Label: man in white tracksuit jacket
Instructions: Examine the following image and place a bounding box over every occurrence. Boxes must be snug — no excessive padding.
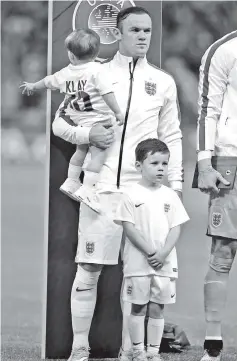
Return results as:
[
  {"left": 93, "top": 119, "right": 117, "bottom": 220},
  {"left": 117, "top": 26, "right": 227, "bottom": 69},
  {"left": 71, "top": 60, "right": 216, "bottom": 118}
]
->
[
  {"left": 52, "top": 7, "right": 183, "bottom": 361},
  {"left": 196, "top": 31, "right": 237, "bottom": 361}
]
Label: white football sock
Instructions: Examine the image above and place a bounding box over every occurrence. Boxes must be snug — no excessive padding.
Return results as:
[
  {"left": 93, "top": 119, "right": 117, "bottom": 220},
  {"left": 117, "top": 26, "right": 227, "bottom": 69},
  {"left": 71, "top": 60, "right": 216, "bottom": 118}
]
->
[
  {"left": 147, "top": 318, "right": 164, "bottom": 354},
  {"left": 121, "top": 300, "right": 132, "bottom": 351},
  {"left": 71, "top": 266, "right": 101, "bottom": 349},
  {"left": 129, "top": 314, "right": 145, "bottom": 349}
]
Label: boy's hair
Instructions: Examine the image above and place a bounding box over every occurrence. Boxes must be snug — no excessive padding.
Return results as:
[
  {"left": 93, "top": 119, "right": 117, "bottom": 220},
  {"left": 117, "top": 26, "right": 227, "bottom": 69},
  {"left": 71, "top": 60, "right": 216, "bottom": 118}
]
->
[
  {"left": 117, "top": 6, "right": 151, "bottom": 31},
  {"left": 65, "top": 28, "right": 100, "bottom": 61},
  {"left": 135, "top": 138, "right": 170, "bottom": 163}
]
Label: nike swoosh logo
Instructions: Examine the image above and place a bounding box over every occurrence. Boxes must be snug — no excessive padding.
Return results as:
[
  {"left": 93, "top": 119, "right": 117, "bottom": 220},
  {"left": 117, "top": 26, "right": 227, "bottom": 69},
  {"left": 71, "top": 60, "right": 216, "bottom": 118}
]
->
[
  {"left": 76, "top": 287, "right": 92, "bottom": 292},
  {"left": 135, "top": 203, "right": 144, "bottom": 208},
  {"left": 171, "top": 294, "right": 176, "bottom": 298}
]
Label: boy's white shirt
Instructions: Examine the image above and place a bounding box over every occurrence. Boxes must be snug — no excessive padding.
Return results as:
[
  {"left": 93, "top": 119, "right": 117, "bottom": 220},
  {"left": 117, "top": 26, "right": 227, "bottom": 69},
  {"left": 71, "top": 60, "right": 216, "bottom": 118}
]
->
[
  {"left": 44, "top": 62, "right": 113, "bottom": 124},
  {"left": 115, "top": 183, "right": 189, "bottom": 279}
]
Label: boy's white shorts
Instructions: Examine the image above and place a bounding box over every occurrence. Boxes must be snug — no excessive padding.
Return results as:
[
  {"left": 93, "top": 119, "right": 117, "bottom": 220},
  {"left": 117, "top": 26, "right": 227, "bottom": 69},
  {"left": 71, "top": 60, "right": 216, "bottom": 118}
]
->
[
  {"left": 122, "top": 275, "right": 176, "bottom": 305},
  {"left": 75, "top": 192, "right": 123, "bottom": 265}
]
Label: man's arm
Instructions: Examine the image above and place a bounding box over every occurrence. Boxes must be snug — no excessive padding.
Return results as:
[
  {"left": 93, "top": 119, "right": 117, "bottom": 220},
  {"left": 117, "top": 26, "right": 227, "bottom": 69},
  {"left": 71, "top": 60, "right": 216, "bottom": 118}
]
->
[
  {"left": 158, "top": 77, "right": 183, "bottom": 193},
  {"left": 197, "top": 43, "right": 232, "bottom": 193},
  {"left": 52, "top": 114, "right": 114, "bottom": 148}
]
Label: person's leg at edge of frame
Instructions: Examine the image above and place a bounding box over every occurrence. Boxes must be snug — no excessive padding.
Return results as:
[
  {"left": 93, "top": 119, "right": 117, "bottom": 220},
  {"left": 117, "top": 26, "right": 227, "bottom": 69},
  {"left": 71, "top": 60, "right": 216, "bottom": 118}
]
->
[
  {"left": 60, "top": 144, "right": 88, "bottom": 198},
  {"left": 120, "top": 290, "right": 133, "bottom": 360},
  {"left": 69, "top": 262, "right": 102, "bottom": 361},
  {"left": 201, "top": 237, "right": 237, "bottom": 361},
  {"left": 119, "top": 234, "right": 133, "bottom": 361},
  {"left": 146, "top": 302, "right": 164, "bottom": 361},
  {"left": 74, "top": 146, "right": 107, "bottom": 212},
  {"left": 129, "top": 303, "right": 148, "bottom": 361}
]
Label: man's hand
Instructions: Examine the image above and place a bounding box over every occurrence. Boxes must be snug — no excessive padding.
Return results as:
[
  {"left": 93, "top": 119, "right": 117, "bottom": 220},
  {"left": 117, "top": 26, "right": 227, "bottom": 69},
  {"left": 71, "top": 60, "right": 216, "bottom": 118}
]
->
[
  {"left": 19, "top": 82, "right": 35, "bottom": 96},
  {"left": 198, "top": 159, "right": 230, "bottom": 195},
  {"left": 147, "top": 251, "right": 164, "bottom": 270},
  {"left": 89, "top": 123, "right": 114, "bottom": 149}
]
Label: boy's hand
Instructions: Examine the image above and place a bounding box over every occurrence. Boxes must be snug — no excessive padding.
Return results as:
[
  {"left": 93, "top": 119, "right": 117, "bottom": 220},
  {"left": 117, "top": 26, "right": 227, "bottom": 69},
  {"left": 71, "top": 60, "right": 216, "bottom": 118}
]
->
[
  {"left": 115, "top": 112, "right": 124, "bottom": 126},
  {"left": 19, "top": 82, "right": 35, "bottom": 96},
  {"left": 147, "top": 251, "right": 163, "bottom": 270}
]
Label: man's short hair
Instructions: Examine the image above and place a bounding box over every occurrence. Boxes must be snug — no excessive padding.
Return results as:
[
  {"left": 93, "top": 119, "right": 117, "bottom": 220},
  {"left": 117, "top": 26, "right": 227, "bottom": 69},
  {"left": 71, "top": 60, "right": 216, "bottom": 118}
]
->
[
  {"left": 65, "top": 28, "right": 100, "bottom": 60},
  {"left": 117, "top": 6, "right": 151, "bottom": 30},
  {"left": 135, "top": 138, "right": 170, "bottom": 163}
]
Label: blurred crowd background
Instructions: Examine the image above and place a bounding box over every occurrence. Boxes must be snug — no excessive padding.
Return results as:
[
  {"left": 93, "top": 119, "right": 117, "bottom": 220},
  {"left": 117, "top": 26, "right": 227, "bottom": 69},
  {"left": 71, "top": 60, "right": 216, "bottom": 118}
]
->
[{"left": 1, "top": 1, "right": 237, "bottom": 164}]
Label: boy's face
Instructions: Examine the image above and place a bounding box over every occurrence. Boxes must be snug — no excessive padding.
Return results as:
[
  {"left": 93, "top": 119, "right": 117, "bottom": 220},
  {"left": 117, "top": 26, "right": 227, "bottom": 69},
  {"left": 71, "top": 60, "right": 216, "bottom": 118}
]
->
[{"left": 136, "top": 151, "right": 169, "bottom": 186}]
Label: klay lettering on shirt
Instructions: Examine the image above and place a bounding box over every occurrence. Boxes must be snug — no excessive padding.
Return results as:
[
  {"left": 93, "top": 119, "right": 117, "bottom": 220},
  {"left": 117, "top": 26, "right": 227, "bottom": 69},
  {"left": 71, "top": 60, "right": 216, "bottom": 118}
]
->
[{"left": 66, "top": 79, "right": 87, "bottom": 93}]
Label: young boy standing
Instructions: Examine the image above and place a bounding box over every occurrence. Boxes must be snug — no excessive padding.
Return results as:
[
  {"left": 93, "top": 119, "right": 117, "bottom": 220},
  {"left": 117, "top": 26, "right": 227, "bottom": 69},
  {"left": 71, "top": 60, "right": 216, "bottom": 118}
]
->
[{"left": 115, "top": 138, "right": 189, "bottom": 361}]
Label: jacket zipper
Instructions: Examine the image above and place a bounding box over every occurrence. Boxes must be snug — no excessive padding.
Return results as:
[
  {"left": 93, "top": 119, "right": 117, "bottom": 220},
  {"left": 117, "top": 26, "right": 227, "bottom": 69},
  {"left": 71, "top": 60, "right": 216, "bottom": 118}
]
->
[{"left": 116, "top": 61, "right": 136, "bottom": 188}]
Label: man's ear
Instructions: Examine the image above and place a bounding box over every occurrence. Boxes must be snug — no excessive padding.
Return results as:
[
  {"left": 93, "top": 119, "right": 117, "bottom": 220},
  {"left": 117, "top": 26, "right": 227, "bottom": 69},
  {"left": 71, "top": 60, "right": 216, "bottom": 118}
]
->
[
  {"left": 113, "top": 27, "right": 122, "bottom": 41},
  {"left": 135, "top": 161, "right": 142, "bottom": 173}
]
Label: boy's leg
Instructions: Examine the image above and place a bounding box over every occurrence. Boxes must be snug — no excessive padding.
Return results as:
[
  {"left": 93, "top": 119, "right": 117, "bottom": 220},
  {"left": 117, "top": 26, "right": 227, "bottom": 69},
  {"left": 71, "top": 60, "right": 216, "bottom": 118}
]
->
[
  {"left": 87, "top": 145, "right": 107, "bottom": 174},
  {"left": 60, "top": 144, "right": 88, "bottom": 199},
  {"left": 129, "top": 303, "right": 147, "bottom": 351},
  {"left": 123, "top": 277, "right": 150, "bottom": 361},
  {"left": 147, "top": 302, "right": 164, "bottom": 358},
  {"left": 68, "top": 145, "right": 88, "bottom": 179},
  {"left": 147, "top": 276, "right": 176, "bottom": 360},
  {"left": 74, "top": 146, "right": 107, "bottom": 212}
]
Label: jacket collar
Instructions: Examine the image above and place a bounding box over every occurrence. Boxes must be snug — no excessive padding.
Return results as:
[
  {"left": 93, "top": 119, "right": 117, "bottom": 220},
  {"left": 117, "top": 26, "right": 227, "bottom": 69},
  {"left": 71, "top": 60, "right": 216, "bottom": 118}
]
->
[{"left": 113, "top": 51, "right": 147, "bottom": 68}]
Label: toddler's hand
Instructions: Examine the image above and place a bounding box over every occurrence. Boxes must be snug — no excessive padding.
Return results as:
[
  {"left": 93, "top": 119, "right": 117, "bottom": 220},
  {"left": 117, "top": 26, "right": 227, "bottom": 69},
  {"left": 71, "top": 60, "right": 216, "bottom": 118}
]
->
[
  {"left": 115, "top": 112, "right": 124, "bottom": 126},
  {"left": 19, "top": 82, "right": 35, "bottom": 96}
]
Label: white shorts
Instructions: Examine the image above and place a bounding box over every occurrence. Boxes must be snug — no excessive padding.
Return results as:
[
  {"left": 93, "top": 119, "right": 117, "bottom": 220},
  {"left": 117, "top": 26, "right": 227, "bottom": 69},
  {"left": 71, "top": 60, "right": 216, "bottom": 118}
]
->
[
  {"left": 123, "top": 275, "right": 176, "bottom": 305},
  {"left": 75, "top": 192, "right": 123, "bottom": 264}
]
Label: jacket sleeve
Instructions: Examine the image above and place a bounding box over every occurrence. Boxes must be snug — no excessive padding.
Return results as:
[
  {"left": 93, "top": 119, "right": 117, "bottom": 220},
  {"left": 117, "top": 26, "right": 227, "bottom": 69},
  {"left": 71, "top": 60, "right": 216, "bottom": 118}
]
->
[
  {"left": 197, "top": 43, "right": 231, "bottom": 156},
  {"left": 52, "top": 109, "right": 91, "bottom": 145},
  {"left": 158, "top": 77, "right": 183, "bottom": 191}
]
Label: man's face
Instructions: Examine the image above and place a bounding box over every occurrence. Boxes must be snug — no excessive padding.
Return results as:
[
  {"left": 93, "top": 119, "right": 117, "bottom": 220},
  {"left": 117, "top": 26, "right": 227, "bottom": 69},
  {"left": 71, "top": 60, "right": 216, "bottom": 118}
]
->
[{"left": 116, "top": 13, "right": 152, "bottom": 58}]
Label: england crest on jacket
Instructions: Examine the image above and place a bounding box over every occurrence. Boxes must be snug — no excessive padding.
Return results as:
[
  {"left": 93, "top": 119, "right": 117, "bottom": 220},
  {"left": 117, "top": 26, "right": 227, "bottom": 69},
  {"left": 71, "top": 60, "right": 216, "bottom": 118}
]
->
[{"left": 72, "top": 0, "right": 135, "bottom": 59}]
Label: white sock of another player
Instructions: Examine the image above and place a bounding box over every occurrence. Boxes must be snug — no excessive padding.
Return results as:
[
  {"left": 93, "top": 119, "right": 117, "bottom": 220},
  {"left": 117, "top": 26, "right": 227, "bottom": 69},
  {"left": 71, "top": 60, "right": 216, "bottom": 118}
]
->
[
  {"left": 71, "top": 266, "right": 101, "bottom": 349},
  {"left": 68, "top": 164, "right": 82, "bottom": 180},
  {"left": 128, "top": 314, "right": 145, "bottom": 350},
  {"left": 147, "top": 318, "right": 164, "bottom": 354},
  {"left": 84, "top": 170, "right": 99, "bottom": 188},
  {"left": 121, "top": 300, "right": 132, "bottom": 351}
]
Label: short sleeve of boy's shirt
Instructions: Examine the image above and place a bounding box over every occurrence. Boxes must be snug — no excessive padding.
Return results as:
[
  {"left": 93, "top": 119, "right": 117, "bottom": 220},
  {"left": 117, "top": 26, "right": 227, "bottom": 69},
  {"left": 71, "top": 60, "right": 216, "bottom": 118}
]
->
[
  {"left": 93, "top": 64, "right": 113, "bottom": 96},
  {"left": 44, "top": 67, "right": 68, "bottom": 92},
  {"left": 167, "top": 191, "right": 190, "bottom": 229},
  {"left": 114, "top": 193, "right": 135, "bottom": 225}
]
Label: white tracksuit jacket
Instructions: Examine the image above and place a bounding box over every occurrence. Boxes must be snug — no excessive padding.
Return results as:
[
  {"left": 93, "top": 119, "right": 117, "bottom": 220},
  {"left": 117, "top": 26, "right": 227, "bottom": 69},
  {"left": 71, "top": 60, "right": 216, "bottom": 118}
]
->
[
  {"left": 197, "top": 31, "right": 237, "bottom": 160},
  {"left": 52, "top": 52, "right": 183, "bottom": 191}
]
